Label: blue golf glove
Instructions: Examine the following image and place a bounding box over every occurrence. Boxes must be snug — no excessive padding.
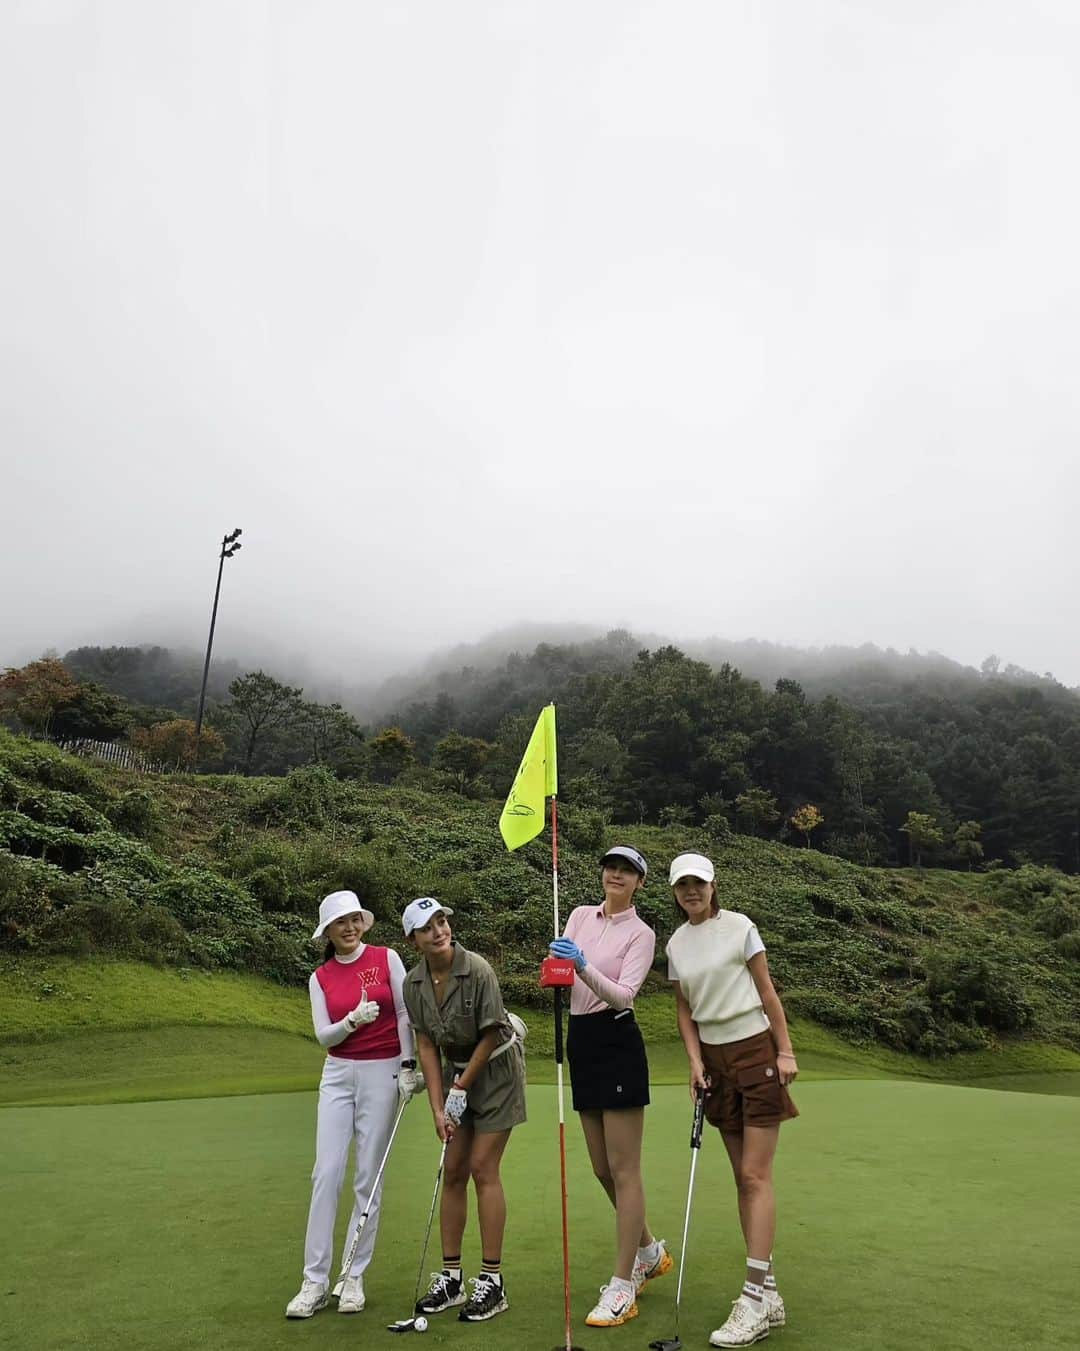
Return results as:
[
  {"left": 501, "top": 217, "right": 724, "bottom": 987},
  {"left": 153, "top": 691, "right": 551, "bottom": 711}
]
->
[{"left": 549, "top": 937, "right": 586, "bottom": 972}]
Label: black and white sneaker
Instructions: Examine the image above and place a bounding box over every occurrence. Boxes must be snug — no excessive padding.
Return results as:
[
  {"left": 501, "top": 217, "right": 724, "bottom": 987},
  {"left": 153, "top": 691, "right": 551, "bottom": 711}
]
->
[
  {"left": 415, "top": 1271, "right": 466, "bottom": 1316},
  {"left": 458, "top": 1273, "right": 509, "bottom": 1322}
]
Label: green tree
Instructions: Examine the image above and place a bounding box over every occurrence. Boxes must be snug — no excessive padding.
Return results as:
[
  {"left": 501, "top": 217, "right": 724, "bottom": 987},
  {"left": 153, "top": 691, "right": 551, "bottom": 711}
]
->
[
  {"left": 432, "top": 731, "right": 493, "bottom": 790},
  {"left": 50, "top": 682, "right": 132, "bottom": 740},
  {"left": 300, "top": 701, "right": 363, "bottom": 764},
  {"left": 369, "top": 726, "right": 416, "bottom": 783},
  {"left": 734, "top": 787, "right": 780, "bottom": 837},
  {"left": 901, "top": 811, "right": 945, "bottom": 867},
  {"left": 226, "top": 671, "right": 304, "bottom": 774},
  {"left": 790, "top": 802, "right": 825, "bottom": 848},
  {"left": 953, "top": 820, "right": 984, "bottom": 871}
]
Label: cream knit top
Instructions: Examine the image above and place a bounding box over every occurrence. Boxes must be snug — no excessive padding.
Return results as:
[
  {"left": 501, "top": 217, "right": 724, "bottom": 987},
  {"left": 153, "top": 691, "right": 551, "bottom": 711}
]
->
[{"left": 666, "top": 910, "right": 769, "bottom": 1045}]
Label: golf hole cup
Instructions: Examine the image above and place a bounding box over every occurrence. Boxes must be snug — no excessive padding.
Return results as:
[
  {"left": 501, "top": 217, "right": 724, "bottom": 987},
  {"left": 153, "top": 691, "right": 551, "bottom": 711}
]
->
[
  {"left": 540, "top": 956, "right": 575, "bottom": 988},
  {"left": 414, "top": 1317, "right": 428, "bottom": 1333}
]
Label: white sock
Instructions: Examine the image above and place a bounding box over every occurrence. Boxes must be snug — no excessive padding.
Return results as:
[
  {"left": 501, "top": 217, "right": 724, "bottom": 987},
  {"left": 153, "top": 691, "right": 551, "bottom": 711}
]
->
[
  {"left": 637, "top": 1240, "right": 661, "bottom": 1266},
  {"left": 609, "top": 1275, "right": 635, "bottom": 1298}
]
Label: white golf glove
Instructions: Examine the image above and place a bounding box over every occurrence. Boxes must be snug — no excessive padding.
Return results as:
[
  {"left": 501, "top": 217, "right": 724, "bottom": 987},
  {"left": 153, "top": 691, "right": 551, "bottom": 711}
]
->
[
  {"left": 397, "top": 1062, "right": 421, "bottom": 1103},
  {"left": 344, "top": 990, "right": 380, "bottom": 1030},
  {"left": 444, "top": 1085, "right": 468, "bottom": 1127}
]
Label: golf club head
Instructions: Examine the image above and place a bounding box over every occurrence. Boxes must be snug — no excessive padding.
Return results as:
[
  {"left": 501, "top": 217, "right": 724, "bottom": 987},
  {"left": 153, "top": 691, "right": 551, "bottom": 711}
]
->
[
  {"left": 331, "top": 1280, "right": 344, "bottom": 1298},
  {"left": 648, "top": 1339, "right": 683, "bottom": 1351},
  {"left": 387, "top": 1318, "right": 416, "bottom": 1334}
]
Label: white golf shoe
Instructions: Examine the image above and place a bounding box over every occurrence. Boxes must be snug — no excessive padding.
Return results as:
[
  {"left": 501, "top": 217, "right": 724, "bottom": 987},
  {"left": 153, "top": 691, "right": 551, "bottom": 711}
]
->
[
  {"left": 285, "top": 1279, "right": 330, "bottom": 1319},
  {"left": 585, "top": 1283, "right": 639, "bottom": 1327},
  {"left": 632, "top": 1240, "right": 673, "bottom": 1294},
  {"left": 337, "top": 1275, "right": 366, "bottom": 1313},
  {"left": 708, "top": 1296, "right": 770, "bottom": 1347},
  {"left": 764, "top": 1290, "right": 785, "bottom": 1327}
]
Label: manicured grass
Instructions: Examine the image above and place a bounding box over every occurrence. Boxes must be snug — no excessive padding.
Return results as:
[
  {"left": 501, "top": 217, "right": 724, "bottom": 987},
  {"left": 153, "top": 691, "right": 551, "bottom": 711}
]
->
[
  {"left": 3, "top": 956, "right": 1080, "bottom": 1106},
  {"left": 2, "top": 1080, "right": 1078, "bottom": 1350},
  {"left": 0, "top": 955, "right": 312, "bottom": 1043}
]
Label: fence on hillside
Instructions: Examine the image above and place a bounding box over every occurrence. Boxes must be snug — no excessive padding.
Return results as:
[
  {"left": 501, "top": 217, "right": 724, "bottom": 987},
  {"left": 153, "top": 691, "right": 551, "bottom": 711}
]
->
[{"left": 54, "top": 737, "right": 172, "bottom": 775}]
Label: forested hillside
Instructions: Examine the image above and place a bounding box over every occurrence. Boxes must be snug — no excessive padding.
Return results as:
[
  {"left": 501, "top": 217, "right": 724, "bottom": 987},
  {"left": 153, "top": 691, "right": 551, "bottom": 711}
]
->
[
  {"left": 4, "top": 632, "right": 1079, "bottom": 871},
  {"left": 2, "top": 730, "right": 1078, "bottom": 1060}
]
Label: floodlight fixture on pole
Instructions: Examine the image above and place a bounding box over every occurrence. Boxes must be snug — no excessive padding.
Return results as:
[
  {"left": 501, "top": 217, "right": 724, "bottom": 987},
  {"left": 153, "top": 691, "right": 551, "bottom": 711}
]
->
[{"left": 194, "top": 528, "right": 243, "bottom": 755}]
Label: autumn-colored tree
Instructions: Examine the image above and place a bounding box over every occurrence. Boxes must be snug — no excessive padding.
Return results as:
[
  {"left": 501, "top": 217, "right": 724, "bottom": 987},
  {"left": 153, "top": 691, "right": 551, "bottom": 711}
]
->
[
  {"left": 369, "top": 726, "right": 416, "bottom": 783},
  {"left": 790, "top": 802, "right": 824, "bottom": 848},
  {"left": 131, "top": 718, "right": 225, "bottom": 769},
  {"left": 900, "top": 811, "right": 944, "bottom": 867},
  {"left": 0, "top": 658, "right": 81, "bottom": 734},
  {"left": 953, "top": 820, "right": 985, "bottom": 871}
]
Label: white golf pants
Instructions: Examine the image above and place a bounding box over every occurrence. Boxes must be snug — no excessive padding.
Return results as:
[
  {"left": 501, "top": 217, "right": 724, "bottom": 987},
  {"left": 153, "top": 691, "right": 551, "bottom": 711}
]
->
[{"left": 303, "top": 1054, "right": 400, "bottom": 1284}]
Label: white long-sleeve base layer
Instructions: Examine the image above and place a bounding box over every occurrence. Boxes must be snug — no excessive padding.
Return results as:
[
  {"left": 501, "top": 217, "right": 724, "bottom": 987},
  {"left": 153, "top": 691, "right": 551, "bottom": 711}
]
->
[{"left": 301, "top": 945, "right": 414, "bottom": 1284}]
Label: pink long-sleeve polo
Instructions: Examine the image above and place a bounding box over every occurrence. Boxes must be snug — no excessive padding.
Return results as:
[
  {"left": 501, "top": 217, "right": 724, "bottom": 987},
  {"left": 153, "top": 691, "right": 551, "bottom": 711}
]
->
[{"left": 563, "top": 904, "right": 656, "bottom": 1016}]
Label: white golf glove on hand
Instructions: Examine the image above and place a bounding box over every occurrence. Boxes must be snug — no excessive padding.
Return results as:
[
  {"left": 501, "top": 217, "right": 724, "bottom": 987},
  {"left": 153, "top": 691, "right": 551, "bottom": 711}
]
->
[
  {"left": 397, "top": 1063, "right": 421, "bottom": 1103},
  {"left": 345, "top": 990, "right": 380, "bottom": 1030},
  {"left": 444, "top": 1085, "right": 468, "bottom": 1127}
]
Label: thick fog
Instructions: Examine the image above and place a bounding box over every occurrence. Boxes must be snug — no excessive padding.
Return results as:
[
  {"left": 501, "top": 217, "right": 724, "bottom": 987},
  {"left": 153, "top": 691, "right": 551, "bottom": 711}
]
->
[{"left": 2, "top": 2, "right": 1078, "bottom": 686}]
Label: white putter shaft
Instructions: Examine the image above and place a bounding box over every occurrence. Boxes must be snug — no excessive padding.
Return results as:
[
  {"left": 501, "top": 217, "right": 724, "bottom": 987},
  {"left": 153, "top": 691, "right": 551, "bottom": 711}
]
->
[{"left": 332, "top": 1094, "right": 410, "bottom": 1297}]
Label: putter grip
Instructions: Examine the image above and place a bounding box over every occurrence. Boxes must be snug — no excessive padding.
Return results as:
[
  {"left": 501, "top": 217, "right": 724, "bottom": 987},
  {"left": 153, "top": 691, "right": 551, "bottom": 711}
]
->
[{"left": 690, "top": 1086, "right": 706, "bottom": 1149}]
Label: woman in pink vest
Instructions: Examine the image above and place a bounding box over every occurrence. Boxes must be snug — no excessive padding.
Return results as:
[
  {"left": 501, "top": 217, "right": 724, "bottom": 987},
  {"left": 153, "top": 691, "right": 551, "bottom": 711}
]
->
[
  {"left": 548, "top": 845, "right": 671, "bottom": 1329},
  {"left": 285, "top": 890, "right": 418, "bottom": 1320}
]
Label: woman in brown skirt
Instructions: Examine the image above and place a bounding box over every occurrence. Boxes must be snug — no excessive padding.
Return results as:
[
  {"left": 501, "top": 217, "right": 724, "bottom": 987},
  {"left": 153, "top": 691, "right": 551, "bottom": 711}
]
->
[{"left": 665, "top": 853, "right": 799, "bottom": 1349}]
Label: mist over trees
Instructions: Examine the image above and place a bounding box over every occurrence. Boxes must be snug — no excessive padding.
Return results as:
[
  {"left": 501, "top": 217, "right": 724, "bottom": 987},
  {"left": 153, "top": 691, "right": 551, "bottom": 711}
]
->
[{"left": 5, "top": 630, "right": 1079, "bottom": 872}]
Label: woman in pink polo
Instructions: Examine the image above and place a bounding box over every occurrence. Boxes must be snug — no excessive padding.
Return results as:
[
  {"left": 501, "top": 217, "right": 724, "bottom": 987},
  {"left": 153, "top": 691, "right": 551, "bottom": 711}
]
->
[
  {"left": 548, "top": 845, "right": 671, "bottom": 1329},
  {"left": 285, "top": 891, "right": 418, "bottom": 1321}
]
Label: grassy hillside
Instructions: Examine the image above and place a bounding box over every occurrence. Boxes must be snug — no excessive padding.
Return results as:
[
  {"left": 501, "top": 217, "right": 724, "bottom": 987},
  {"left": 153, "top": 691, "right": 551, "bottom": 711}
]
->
[{"left": 3, "top": 728, "right": 1079, "bottom": 1068}]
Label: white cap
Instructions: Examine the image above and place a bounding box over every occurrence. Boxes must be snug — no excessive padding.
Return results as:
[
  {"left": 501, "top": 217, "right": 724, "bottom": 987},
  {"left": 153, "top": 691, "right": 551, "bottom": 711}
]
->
[
  {"left": 311, "top": 890, "right": 376, "bottom": 941},
  {"left": 668, "top": 853, "right": 715, "bottom": 886},
  {"left": 600, "top": 845, "right": 648, "bottom": 878},
  {"left": 402, "top": 896, "right": 455, "bottom": 936}
]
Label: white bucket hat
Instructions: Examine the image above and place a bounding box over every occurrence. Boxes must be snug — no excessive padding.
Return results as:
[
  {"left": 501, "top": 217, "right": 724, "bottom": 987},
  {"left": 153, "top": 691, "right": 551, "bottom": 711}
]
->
[
  {"left": 402, "top": 896, "right": 455, "bottom": 936},
  {"left": 668, "top": 852, "right": 715, "bottom": 886},
  {"left": 311, "top": 890, "right": 376, "bottom": 941}
]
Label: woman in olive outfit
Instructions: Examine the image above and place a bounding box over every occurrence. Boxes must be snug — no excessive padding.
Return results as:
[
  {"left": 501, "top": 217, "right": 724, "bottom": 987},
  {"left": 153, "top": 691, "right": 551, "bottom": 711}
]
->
[
  {"left": 666, "top": 853, "right": 798, "bottom": 1349},
  {"left": 401, "top": 897, "right": 526, "bottom": 1325}
]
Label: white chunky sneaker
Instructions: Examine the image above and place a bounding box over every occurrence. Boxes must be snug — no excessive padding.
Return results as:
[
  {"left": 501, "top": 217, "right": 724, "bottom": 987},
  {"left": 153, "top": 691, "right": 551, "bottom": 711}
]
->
[
  {"left": 764, "top": 1290, "right": 785, "bottom": 1327},
  {"left": 708, "top": 1297, "right": 770, "bottom": 1347},
  {"left": 285, "top": 1279, "right": 330, "bottom": 1319},
  {"left": 337, "top": 1274, "right": 366, "bottom": 1313},
  {"left": 585, "top": 1283, "right": 639, "bottom": 1328},
  {"left": 632, "top": 1240, "right": 673, "bottom": 1294}
]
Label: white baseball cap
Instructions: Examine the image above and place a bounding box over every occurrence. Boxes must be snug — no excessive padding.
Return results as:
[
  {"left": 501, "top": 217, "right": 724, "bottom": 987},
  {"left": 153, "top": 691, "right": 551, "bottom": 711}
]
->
[
  {"left": 311, "top": 890, "right": 376, "bottom": 941},
  {"left": 668, "top": 853, "right": 715, "bottom": 886},
  {"left": 402, "top": 896, "right": 455, "bottom": 936},
  {"left": 600, "top": 845, "right": 648, "bottom": 878}
]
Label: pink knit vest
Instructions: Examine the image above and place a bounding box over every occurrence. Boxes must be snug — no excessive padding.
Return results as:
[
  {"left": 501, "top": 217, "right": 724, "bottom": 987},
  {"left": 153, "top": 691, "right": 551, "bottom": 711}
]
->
[{"left": 316, "top": 946, "right": 401, "bottom": 1061}]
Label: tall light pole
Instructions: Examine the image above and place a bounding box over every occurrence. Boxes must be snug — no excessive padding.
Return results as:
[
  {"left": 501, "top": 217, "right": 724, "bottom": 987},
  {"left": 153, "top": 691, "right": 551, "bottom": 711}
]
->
[{"left": 194, "top": 528, "right": 242, "bottom": 748}]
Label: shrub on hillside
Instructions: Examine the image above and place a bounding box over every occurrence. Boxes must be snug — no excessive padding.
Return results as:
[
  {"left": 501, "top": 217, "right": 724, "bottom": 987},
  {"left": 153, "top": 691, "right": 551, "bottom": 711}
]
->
[
  {"left": 248, "top": 764, "right": 342, "bottom": 829},
  {"left": 924, "top": 948, "right": 1033, "bottom": 1032},
  {"left": 106, "top": 789, "right": 159, "bottom": 840},
  {"left": 245, "top": 864, "right": 293, "bottom": 912}
]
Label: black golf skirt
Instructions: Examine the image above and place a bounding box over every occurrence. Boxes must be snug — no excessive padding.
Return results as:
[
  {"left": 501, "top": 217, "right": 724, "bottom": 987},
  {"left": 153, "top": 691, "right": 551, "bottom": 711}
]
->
[{"left": 567, "top": 1008, "right": 650, "bottom": 1111}]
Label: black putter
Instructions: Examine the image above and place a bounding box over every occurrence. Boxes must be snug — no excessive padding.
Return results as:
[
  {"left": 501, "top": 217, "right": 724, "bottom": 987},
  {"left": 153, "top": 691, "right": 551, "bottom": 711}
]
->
[{"left": 648, "top": 1086, "right": 706, "bottom": 1351}]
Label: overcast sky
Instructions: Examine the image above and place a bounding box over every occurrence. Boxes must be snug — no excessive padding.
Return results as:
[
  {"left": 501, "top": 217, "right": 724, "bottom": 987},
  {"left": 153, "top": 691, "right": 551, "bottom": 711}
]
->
[{"left": 3, "top": 1, "right": 1078, "bottom": 687}]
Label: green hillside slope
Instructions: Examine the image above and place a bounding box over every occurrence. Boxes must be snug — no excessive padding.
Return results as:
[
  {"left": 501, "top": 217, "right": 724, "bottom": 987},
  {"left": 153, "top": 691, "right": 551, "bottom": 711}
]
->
[{"left": 3, "top": 729, "right": 1079, "bottom": 1073}]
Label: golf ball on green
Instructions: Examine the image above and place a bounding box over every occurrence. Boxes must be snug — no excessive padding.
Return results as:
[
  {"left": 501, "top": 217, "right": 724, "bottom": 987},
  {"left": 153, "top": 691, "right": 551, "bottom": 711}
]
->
[{"left": 414, "top": 1317, "right": 428, "bottom": 1333}]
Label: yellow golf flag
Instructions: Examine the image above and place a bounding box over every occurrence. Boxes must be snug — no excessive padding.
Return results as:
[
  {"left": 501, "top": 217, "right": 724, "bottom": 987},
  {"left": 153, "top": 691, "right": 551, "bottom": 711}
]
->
[{"left": 499, "top": 704, "right": 558, "bottom": 850}]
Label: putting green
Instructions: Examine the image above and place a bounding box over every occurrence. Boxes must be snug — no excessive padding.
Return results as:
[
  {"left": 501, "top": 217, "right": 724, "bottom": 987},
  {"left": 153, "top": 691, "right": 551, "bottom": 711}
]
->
[{"left": 3, "top": 1080, "right": 1078, "bottom": 1350}]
